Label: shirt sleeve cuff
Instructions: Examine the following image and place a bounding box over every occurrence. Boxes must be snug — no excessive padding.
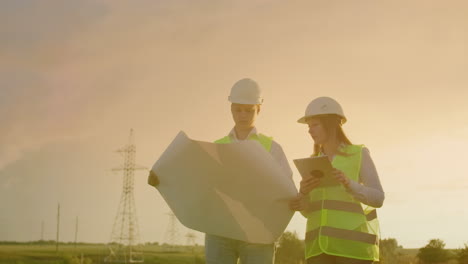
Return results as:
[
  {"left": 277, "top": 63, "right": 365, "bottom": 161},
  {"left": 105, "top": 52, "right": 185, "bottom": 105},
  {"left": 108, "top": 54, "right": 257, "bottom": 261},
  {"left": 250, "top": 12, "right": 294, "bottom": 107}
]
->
[{"left": 345, "top": 179, "right": 363, "bottom": 194}]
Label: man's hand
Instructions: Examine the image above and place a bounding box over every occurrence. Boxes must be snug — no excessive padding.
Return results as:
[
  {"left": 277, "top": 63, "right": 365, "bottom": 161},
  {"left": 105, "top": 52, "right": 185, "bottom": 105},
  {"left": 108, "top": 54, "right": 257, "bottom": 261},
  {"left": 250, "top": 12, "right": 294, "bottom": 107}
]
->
[{"left": 147, "top": 170, "right": 160, "bottom": 187}]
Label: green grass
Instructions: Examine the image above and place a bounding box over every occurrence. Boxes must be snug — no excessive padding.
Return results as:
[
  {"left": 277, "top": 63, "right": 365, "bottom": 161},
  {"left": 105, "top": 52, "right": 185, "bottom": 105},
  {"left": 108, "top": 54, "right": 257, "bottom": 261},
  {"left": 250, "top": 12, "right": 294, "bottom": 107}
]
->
[{"left": 0, "top": 243, "right": 205, "bottom": 264}]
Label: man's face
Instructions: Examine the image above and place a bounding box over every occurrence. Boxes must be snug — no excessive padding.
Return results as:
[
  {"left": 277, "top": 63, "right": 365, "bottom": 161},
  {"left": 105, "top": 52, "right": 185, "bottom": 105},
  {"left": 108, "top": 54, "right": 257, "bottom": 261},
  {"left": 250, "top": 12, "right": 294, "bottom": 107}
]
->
[{"left": 231, "top": 103, "right": 260, "bottom": 129}]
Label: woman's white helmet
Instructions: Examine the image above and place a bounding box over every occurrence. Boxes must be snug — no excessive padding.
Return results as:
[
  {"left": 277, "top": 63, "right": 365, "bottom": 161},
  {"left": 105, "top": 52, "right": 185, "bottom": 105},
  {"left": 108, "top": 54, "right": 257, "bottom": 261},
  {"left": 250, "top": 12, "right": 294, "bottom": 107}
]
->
[
  {"left": 297, "top": 97, "right": 347, "bottom": 124},
  {"left": 228, "top": 78, "right": 263, "bottom": 105}
]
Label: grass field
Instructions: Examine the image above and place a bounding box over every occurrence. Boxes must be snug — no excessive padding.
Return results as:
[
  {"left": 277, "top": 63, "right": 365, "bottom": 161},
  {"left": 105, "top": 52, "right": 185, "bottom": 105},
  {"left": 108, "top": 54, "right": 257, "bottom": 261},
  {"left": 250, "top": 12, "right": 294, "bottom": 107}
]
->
[
  {"left": 0, "top": 243, "right": 205, "bottom": 264},
  {"left": 0, "top": 243, "right": 457, "bottom": 264}
]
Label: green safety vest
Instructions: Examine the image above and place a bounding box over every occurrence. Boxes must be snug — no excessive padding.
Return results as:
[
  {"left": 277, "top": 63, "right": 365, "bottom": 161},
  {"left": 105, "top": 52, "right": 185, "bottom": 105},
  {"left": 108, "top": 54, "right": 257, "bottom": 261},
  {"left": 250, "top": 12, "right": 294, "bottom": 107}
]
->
[
  {"left": 214, "top": 133, "right": 273, "bottom": 152},
  {"left": 304, "top": 144, "right": 380, "bottom": 261}
]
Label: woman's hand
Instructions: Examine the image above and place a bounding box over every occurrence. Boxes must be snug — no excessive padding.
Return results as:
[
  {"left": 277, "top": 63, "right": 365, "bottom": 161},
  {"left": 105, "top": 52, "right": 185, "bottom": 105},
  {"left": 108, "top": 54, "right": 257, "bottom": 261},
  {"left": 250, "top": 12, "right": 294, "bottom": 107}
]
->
[
  {"left": 147, "top": 170, "right": 160, "bottom": 187},
  {"left": 289, "top": 195, "right": 309, "bottom": 211},
  {"left": 332, "top": 168, "right": 350, "bottom": 187},
  {"left": 299, "top": 173, "right": 321, "bottom": 195}
]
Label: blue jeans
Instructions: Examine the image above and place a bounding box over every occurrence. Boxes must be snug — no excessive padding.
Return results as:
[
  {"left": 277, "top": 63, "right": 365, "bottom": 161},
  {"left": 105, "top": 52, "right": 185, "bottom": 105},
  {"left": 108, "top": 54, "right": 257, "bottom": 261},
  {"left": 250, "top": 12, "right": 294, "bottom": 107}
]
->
[{"left": 205, "top": 234, "right": 275, "bottom": 264}]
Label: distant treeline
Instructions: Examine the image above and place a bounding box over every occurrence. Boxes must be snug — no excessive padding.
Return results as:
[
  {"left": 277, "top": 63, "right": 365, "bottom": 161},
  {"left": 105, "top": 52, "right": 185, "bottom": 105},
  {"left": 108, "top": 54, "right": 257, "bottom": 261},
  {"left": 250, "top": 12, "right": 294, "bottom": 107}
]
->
[{"left": 0, "top": 240, "right": 104, "bottom": 245}]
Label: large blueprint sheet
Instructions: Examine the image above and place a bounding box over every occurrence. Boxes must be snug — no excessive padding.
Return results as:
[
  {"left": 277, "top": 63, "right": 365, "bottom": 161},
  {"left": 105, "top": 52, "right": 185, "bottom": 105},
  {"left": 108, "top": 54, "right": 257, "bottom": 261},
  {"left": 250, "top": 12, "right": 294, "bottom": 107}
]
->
[{"left": 151, "top": 131, "right": 297, "bottom": 244}]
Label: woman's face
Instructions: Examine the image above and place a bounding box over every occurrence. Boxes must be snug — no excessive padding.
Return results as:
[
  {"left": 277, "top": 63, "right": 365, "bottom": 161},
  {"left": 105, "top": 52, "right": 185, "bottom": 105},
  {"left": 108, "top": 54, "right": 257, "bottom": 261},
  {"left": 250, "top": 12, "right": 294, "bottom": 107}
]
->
[{"left": 307, "top": 117, "right": 327, "bottom": 144}]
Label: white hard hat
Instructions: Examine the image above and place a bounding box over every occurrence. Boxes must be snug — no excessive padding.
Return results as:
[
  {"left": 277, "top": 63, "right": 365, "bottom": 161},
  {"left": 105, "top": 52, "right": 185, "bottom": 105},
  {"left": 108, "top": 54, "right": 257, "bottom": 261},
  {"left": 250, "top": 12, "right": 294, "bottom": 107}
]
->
[
  {"left": 228, "top": 78, "right": 263, "bottom": 105},
  {"left": 297, "top": 97, "right": 347, "bottom": 124}
]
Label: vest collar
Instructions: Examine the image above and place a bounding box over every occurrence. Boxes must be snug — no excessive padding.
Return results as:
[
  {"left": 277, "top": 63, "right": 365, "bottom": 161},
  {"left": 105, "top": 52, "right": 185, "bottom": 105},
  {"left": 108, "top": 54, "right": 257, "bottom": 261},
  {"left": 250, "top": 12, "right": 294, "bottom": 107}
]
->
[
  {"left": 318, "top": 143, "right": 348, "bottom": 157},
  {"left": 228, "top": 127, "right": 258, "bottom": 142}
]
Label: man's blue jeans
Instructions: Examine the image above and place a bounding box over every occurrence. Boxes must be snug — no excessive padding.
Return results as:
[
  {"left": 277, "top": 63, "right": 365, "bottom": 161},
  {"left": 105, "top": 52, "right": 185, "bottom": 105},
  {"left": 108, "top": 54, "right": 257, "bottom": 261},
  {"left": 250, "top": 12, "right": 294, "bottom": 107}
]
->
[{"left": 205, "top": 234, "right": 275, "bottom": 264}]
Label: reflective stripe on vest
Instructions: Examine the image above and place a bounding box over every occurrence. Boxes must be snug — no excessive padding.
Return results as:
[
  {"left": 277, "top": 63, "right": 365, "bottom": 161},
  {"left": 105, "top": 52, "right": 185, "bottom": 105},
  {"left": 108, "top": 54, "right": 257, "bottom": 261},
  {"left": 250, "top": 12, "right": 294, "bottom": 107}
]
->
[
  {"left": 306, "top": 200, "right": 363, "bottom": 214},
  {"left": 304, "top": 200, "right": 378, "bottom": 221},
  {"left": 214, "top": 133, "right": 273, "bottom": 152},
  {"left": 304, "top": 144, "right": 380, "bottom": 261},
  {"left": 306, "top": 226, "right": 378, "bottom": 245}
]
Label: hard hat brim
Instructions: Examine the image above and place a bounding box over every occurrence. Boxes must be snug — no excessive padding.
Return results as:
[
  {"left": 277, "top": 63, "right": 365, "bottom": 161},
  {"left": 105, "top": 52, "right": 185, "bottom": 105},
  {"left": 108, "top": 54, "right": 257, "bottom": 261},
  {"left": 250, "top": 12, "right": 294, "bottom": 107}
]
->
[
  {"left": 297, "top": 116, "right": 309, "bottom": 124},
  {"left": 297, "top": 114, "right": 347, "bottom": 124},
  {"left": 228, "top": 96, "right": 263, "bottom": 105}
]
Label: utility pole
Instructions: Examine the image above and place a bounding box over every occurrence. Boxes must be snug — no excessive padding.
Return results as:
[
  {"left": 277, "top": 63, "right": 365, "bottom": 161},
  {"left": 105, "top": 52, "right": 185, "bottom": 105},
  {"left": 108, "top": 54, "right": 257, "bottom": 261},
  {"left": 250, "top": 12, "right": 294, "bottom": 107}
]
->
[
  {"left": 74, "top": 216, "right": 78, "bottom": 249},
  {"left": 56, "top": 203, "right": 60, "bottom": 253},
  {"left": 41, "top": 220, "right": 44, "bottom": 241}
]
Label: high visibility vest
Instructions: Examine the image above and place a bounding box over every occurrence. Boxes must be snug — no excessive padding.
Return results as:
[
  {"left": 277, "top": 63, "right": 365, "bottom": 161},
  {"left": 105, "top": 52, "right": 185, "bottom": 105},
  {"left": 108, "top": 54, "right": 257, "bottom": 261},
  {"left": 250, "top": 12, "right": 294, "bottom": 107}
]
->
[
  {"left": 214, "top": 133, "right": 273, "bottom": 152},
  {"left": 304, "top": 144, "right": 380, "bottom": 261}
]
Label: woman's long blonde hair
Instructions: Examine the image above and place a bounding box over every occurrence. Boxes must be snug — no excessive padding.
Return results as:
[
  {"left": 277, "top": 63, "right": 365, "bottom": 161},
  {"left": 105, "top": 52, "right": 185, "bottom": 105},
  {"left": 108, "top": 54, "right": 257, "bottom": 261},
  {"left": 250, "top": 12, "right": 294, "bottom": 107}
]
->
[{"left": 312, "top": 114, "right": 352, "bottom": 156}]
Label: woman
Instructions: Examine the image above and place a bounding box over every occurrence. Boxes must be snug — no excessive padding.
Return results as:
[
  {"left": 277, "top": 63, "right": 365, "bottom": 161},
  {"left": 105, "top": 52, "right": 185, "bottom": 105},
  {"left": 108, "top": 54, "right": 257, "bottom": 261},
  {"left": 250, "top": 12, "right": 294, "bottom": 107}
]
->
[{"left": 289, "top": 97, "right": 384, "bottom": 264}]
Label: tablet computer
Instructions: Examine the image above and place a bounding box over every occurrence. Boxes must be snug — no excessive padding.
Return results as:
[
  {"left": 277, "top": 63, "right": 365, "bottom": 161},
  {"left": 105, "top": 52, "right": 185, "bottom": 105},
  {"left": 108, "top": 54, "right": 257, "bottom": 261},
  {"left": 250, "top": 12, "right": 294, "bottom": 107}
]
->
[{"left": 293, "top": 156, "right": 339, "bottom": 187}]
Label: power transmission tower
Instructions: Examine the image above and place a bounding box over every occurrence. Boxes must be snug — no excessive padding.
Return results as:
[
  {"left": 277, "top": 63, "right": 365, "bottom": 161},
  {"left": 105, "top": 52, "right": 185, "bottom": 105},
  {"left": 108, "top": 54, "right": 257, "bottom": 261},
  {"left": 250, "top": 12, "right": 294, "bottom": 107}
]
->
[
  {"left": 164, "top": 212, "right": 181, "bottom": 251},
  {"left": 185, "top": 231, "right": 197, "bottom": 253},
  {"left": 185, "top": 231, "right": 197, "bottom": 246},
  {"left": 105, "top": 129, "right": 146, "bottom": 263}
]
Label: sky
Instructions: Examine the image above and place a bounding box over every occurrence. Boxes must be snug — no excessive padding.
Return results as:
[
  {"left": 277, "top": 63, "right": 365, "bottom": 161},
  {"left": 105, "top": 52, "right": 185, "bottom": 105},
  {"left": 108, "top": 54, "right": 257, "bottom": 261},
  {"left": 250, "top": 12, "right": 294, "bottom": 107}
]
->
[{"left": 1, "top": 0, "right": 467, "bottom": 249}]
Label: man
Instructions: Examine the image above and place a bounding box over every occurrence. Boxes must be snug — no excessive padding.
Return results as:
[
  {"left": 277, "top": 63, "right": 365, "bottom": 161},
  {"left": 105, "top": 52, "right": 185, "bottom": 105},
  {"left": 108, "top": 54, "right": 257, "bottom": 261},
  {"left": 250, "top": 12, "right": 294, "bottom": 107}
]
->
[{"left": 148, "top": 78, "right": 292, "bottom": 264}]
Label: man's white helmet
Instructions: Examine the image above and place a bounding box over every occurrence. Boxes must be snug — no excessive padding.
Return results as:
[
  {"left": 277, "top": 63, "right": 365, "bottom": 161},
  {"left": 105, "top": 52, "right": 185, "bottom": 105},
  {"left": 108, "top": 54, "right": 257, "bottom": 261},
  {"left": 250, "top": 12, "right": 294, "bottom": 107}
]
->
[
  {"left": 297, "top": 97, "right": 347, "bottom": 124},
  {"left": 228, "top": 78, "right": 263, "bottom": 105}
]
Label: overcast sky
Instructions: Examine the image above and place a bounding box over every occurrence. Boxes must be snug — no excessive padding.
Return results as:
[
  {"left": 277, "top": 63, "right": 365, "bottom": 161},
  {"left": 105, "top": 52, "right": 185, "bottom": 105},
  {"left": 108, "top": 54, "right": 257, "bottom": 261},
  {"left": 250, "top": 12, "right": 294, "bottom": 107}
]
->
[{"left": 1, "top": 0, "right": 467, "bottom": 249}]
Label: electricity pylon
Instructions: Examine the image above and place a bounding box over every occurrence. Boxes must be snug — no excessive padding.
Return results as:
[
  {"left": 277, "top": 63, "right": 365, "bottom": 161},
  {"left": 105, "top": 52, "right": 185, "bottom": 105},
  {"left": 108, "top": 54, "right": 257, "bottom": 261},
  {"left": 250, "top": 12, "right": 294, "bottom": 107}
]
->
[
  {"left": 163, "top": 211, "right": 182, "bottom": 251},
  {"left": 105, "top": 129, "right": 146, "bottom": 263},
  {"left": 185, "top": 231, "right": 197, "bottom": 246}
]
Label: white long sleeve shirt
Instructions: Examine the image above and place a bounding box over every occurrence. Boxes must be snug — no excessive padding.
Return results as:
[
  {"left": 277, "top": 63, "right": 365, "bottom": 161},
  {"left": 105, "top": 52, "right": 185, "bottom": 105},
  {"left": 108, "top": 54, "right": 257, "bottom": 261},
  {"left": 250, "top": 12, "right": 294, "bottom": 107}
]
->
[
  {"left": 226, "top": 127, "right": 293, "bottom": 179},
  {"left": 343, "top": 147, "right": 385, "bottom": 208}
]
